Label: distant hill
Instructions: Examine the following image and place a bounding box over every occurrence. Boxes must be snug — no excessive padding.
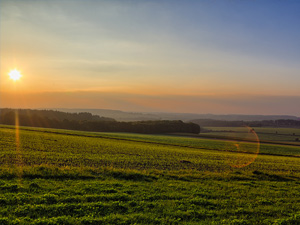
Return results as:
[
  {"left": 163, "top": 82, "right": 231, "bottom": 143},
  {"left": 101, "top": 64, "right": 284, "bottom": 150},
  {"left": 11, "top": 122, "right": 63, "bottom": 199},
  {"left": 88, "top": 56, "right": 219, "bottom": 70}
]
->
[
  {"left": 190, "top": 119, "right": 300, "bottom": 128},
  {"left": 54, "top": 108, "right": 161, "bottom": 121},
  {"left": 54, "top": 108, "right": 300, "bottom": 122},
  {"left": 0, "top": 108, "right": 200, "bottom": 134},
  {"left": 0, "top": 108, "right": 114, "bottom": 122}
]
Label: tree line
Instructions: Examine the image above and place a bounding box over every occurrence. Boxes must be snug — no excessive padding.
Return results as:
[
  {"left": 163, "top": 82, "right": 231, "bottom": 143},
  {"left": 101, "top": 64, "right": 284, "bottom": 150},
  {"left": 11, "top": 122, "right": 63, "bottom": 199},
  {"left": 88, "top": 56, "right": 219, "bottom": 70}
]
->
[
  {"left": 191, "top": 119, "right": 300, "bottom": 128},
  {"left": 0, "top": 109, "right": 200, "bottom": 134}
]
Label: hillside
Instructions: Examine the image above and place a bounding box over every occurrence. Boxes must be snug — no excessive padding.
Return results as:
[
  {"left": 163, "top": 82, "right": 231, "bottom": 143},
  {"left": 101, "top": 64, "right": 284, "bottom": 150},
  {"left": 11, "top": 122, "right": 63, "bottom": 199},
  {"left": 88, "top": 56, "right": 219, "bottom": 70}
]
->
[
  {"left": 0, "top": 108, "right": 114, "bottom": 122},
  {"left": 0, "top": 125, "right": 300, "bottom": 224},
  {"left": 0, "top": 109, "right": 200, "bottom": 134},
  {"left": 191, "top": 118, "right": 300, "bottom": 128},
  {"left": 54, "top": 108, "right": 300, "bottom": 122}
]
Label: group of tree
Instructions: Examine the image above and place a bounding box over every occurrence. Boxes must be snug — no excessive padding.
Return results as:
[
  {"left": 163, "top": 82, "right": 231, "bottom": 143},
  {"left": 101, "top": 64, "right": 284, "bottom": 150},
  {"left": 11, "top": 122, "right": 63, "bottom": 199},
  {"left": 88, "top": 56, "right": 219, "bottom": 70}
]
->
[
  {"left": 191, "top": 119, "right": 300, "bottom": 128},
  {"left": 0, "top": 108, "right": 114, "bottom": 122},
  {"left": 0, "top": 109, "right": 200, "bottom": 134}
]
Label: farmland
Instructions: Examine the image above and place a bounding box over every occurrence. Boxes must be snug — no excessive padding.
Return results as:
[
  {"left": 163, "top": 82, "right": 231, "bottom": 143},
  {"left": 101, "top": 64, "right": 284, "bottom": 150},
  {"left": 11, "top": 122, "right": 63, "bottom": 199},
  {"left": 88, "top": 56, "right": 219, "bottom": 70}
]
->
[
  {"left": 201, "top": 127, "right": 300, "bottom": 145},
  {"left": 0, "top": 125, "right": 300, "bottom": 224}
]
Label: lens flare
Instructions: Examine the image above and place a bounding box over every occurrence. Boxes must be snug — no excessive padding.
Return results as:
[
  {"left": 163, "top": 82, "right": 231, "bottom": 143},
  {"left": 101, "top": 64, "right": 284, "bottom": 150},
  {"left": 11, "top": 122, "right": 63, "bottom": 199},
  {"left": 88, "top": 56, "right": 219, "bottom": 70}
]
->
[
  {"left": 225, "top": 126, "right": 260, "bottom": 168},
  {"left": 15, "top": 110, "right": 23, "bottom": 179}
]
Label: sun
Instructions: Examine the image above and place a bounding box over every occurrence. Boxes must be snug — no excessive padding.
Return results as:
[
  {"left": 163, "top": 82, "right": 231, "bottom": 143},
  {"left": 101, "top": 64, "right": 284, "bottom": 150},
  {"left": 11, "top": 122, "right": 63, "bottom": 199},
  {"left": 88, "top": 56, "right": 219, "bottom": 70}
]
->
[{"left": 8, "top": 69, "right": 22, "bottom": 81}]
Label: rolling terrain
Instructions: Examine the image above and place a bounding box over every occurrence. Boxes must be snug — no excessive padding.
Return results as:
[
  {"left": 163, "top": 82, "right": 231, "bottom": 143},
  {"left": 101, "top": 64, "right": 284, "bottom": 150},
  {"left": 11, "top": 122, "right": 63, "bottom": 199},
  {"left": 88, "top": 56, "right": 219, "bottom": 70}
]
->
[
  {"left": 200, "top": 127, "right": 300, "bottom": 146},
  {"left": 0, "top": 125, "right": 300, "bottom": 224},
  {"left": 54, "top": 108, "right": 300, "bottom": 122}
]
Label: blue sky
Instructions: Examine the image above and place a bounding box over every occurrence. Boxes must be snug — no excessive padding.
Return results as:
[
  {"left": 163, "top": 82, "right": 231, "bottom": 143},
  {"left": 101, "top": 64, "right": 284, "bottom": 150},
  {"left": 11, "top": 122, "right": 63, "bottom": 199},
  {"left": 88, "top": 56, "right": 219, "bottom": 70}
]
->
[{"left": 1, "top": 0, "right": 299, "bottom": 115}]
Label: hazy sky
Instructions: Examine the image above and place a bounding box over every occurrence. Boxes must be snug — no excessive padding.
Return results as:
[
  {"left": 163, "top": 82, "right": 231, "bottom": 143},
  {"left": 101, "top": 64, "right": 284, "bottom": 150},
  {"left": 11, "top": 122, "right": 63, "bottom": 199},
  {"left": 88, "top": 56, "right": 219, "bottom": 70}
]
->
[{"left": 1, "top": 0, "right": 300, "bottom": 115}]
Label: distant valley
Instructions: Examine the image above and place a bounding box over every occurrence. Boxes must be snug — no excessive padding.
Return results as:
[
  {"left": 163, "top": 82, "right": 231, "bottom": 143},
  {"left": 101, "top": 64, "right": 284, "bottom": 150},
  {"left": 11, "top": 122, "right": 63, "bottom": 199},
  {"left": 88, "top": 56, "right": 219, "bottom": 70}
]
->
[{"left": 54, "top": 108, "right": 300, "bottom": 122}]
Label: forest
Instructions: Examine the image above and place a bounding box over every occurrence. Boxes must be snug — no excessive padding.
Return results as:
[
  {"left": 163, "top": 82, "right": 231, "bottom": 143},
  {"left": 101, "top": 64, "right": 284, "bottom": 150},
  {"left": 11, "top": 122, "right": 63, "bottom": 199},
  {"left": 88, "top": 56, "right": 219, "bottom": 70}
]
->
[{"left": 0, "top": 108, "right": 200, "bottom": 134}]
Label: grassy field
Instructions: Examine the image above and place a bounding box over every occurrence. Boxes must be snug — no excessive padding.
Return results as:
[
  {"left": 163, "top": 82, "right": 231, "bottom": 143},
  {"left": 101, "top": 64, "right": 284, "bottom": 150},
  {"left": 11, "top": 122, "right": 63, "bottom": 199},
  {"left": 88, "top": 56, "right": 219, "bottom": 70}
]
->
[
  {"left": 0, "top": 125, "right": 300, "bottom": 224},
  {"left": 201, "top": 127, "right": 300, "bottom": 145},
  {"left": 204, "top": 127, "right": 300, "bottom": 136}
]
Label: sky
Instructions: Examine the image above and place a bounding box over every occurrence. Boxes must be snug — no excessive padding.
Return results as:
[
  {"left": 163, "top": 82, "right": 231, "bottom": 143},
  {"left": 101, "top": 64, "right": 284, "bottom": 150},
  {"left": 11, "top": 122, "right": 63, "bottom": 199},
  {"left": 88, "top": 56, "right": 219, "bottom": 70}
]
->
[{"left": 1, "top": 0, "right": 300, "bottom": 115}]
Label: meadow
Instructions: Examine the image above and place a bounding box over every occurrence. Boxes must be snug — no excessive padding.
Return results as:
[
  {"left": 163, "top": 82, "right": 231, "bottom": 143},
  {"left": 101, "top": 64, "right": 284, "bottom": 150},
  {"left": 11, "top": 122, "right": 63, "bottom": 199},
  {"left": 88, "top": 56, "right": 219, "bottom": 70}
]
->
[
  {"left": 201, "top": 127, "right": 300, "bottom": 145},
  {"left": 0, "top": 125, "right": 300, "bottom": 224}
]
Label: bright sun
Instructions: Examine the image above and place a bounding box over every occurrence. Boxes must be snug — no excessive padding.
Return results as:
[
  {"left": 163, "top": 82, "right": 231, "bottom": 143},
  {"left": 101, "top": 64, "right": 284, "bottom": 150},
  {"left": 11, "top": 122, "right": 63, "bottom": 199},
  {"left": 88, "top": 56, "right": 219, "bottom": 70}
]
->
[{"left": 9, "top": 69, "right": 22, "bottom": 81}]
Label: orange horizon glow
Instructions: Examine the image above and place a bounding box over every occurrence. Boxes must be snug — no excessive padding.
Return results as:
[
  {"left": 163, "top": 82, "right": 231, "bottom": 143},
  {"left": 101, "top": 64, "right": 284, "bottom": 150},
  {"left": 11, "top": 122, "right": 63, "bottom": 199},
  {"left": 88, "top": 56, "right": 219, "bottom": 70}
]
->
[{"left": 0, "top": 89, "right": 299, "bottom": 116}]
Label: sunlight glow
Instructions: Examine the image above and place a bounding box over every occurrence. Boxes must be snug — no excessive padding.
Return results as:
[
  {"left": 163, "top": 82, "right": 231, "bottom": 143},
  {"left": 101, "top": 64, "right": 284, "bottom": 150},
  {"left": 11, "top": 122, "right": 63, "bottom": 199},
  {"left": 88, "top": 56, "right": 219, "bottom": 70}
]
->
[{"left": 9, "top": 69, "right": 22, "bottom": 81}]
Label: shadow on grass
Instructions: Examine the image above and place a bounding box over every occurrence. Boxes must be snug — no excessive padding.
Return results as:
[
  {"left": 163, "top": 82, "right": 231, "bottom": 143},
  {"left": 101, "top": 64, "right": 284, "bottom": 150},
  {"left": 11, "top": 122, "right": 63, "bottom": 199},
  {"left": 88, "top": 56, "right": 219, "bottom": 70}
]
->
[
  {"left": 252, "top": 170, "right": 292, "bottom": 181},
  {"left": 0, "top": 166, "right": 157, "bottom": 182},
  {"left": 108, "top": 171, "right": 157, "bottom": 182}
]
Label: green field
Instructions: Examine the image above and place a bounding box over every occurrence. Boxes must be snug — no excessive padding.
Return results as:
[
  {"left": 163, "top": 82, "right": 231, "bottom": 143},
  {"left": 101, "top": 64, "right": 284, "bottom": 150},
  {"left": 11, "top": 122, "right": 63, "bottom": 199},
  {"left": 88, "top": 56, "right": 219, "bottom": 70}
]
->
[
  {"left": 1, "top": 125, "right": 300, "bottom": 224},
  {"left": 205, "top": 127, "right": 300, "bottom": 136},
  {"left": 201, "top": 127, "right": 300, "bottom": 145}
]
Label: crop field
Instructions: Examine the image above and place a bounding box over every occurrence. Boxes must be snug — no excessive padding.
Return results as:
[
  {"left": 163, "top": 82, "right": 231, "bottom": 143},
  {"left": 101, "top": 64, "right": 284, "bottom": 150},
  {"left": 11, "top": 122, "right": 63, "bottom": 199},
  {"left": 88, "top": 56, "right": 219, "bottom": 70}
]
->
[
  {"left": 0, "top": 125, "right": 300, "bottom": 224},
  {"left": 201, "top": 127, "right": 300, "bottom": 145},
  {"left": 205, "top": 127, "right": 300, "bottom": 136}
]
